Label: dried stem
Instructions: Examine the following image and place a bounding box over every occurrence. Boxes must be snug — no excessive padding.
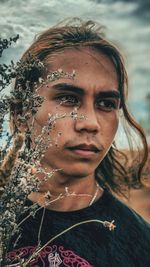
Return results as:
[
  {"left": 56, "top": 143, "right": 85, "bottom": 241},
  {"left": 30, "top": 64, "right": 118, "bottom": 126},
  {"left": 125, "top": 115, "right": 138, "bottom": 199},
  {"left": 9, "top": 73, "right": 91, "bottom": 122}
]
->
[
  {"left": 23, "top": 219, "right": 116, "bottom": 266},
  {"left": 0, "top": 133, "right": 24, "bottom": 194}
]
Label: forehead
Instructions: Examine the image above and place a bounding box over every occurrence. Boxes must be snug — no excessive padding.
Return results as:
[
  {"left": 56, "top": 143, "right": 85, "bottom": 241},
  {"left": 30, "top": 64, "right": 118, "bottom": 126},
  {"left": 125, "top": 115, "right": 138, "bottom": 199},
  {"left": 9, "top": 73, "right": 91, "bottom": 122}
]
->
[{"left": 45, "top": 47, "right": 118, "bottom": 92}]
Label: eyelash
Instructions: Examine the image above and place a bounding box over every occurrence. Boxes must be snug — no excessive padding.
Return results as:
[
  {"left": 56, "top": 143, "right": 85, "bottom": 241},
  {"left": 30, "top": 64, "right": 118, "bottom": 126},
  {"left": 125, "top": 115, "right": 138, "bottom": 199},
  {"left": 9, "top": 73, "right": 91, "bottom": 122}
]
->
[
  {"left": 96, "top": 99, "right": 119, "bottom": 111},
  {"left": 55, "top": 95, "right": 80, "bottom": 106},
  {"left": 55, "top": 95, "right": 118, "bottom": 111}
]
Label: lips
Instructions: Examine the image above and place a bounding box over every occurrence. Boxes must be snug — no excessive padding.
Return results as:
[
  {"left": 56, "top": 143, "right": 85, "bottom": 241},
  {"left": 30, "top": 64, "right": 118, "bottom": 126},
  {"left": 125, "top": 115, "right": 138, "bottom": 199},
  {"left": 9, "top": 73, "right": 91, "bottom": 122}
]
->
[
  {"left": 67, "top": 145, "right": 100, "bottom": 158},
  {"left": 69, "top": 144, "right": 100, "bottom": 152}
]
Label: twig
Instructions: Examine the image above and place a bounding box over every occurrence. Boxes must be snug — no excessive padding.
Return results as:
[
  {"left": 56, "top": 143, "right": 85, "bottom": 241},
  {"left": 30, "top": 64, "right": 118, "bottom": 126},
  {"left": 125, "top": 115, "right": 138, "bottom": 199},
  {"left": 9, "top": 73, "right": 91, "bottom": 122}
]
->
[
  {"left": 37, "top": 208, "right": 45, "bottom": 246},
  {"left": 23, "top": 219, "right": 116, "bottom": 266}
]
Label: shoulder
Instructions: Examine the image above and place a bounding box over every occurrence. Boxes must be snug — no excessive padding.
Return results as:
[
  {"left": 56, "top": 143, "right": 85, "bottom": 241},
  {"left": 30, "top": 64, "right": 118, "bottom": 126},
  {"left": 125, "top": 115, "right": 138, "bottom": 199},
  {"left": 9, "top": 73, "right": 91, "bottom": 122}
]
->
[
  {"left": 102, "top": 190, "right": 150, "bottom": 265},
  {"left": 105, "top": 189, "right": 150, "bottom": 229},
  {"left": 105, "top": 190, "right": 150, "bottom": 255}
]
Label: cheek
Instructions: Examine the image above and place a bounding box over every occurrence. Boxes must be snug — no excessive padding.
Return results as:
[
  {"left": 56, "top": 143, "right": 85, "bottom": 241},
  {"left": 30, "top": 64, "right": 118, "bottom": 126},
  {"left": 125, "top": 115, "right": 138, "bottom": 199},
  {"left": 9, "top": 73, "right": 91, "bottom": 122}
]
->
[
  {"left": 111, "top": 115, "right": 119, "bottom": 133},
  {"left": 35, "top": 97, "right": 72, "bottom": 127},
  {"left": 33, "top": 101, "right": 59, "bottom": 135},
  {"left": 101, "top": 113, "right": 119, "bottom": 141},
  {"left": 50, "top": 118, "right": 74, "bottom": 143},
  {"left": 35, "top": 103, "right": 52, "bottom": 124},
  {"left": 34, "top": 108, "right": 74, "bottom": 146}
]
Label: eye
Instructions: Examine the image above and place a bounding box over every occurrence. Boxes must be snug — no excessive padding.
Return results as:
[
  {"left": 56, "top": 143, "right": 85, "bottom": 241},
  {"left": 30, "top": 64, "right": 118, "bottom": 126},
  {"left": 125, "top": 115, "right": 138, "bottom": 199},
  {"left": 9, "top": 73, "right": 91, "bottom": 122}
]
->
[
  {"left": 96, "top": 99, "right": 119, "bottom": 111},
  {"left": 55, "top": 95, "right": 80, "bottom": 106}
]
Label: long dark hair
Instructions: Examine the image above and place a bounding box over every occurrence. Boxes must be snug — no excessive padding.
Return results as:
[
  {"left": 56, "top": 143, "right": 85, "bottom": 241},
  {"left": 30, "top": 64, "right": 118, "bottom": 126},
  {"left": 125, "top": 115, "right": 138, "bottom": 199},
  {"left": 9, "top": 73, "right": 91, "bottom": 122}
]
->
[{"left": 13, "top": 18, "right": 148, "bottom": 195}]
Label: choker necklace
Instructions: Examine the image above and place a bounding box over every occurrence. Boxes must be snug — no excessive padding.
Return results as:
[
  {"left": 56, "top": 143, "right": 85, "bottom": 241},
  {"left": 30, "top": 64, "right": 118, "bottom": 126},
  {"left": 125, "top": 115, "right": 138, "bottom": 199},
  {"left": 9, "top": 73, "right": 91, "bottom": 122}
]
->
[{"left": 44, "top": 182, "right": 100, "bottom": 207}]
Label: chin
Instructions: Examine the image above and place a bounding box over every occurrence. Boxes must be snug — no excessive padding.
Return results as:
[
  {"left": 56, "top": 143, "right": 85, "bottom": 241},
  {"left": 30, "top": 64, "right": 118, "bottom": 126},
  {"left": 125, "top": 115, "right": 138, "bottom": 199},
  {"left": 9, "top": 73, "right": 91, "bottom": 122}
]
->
[{"left": 59, "top": 165, "right": 95, "bottom": 179}]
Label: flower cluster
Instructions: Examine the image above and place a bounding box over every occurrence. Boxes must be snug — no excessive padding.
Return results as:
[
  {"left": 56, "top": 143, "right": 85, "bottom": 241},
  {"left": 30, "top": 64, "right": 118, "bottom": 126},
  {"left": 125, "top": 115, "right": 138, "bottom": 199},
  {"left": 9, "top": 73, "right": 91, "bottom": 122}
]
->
[
  {"left": 0, "top": 35, "right": 83, "bottom": 266},
  {"left": 0, "top": 35, "right": 19, "bottom": 58}
]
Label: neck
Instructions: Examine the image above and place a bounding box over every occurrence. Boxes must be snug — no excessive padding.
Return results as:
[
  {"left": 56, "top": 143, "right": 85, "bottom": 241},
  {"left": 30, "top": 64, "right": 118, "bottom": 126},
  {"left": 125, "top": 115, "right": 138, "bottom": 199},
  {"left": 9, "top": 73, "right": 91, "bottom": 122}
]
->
[{"left": 28, "top": 167, "right": 103, "bottom": 212}]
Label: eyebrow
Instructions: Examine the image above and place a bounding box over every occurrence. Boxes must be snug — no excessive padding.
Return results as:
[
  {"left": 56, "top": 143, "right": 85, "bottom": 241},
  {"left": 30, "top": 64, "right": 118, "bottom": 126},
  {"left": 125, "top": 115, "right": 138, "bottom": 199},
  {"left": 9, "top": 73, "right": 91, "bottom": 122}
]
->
[
  {"left": 52, "top": 83, "right": 84, "bottom": 95},
  {"left": 51, "top": 83, "right": 121, "bottom": 98}
]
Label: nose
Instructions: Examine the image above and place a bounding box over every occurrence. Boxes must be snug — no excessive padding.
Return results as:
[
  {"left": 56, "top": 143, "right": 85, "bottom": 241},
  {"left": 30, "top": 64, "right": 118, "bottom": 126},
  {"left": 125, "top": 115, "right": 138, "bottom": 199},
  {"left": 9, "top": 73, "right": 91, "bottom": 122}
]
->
[{"left": 74, "top": 106, "right": 100, "bottom": 134}]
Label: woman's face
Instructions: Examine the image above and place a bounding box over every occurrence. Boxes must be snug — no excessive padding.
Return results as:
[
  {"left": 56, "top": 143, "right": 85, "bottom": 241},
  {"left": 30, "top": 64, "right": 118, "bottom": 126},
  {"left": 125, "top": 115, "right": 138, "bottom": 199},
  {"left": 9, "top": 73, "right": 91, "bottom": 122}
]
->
[{"left": 33, "top": 48, "right": 120, "bottom": 179}]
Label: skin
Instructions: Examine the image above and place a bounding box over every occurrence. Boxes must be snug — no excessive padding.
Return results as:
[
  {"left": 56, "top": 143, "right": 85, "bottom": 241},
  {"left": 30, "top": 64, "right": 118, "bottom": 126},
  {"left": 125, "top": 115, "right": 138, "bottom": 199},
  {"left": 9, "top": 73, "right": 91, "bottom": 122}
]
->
[{"left": 29, "top": 47, "right": 120, "bottom": 211}]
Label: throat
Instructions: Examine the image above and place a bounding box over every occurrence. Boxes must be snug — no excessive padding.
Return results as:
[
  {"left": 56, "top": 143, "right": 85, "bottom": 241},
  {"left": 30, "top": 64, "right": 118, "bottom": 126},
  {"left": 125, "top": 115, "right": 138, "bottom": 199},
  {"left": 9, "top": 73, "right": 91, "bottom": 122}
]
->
[{"left": 28, "top": 182, "right": 103, "bottom": 212}]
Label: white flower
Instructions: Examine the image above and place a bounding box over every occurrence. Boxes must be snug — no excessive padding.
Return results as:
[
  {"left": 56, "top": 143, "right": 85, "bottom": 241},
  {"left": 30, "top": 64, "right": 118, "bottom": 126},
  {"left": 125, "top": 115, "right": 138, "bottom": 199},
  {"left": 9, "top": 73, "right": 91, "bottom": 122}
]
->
[{"left": 19, "top": 178, "right": 27, "bottom": 186}]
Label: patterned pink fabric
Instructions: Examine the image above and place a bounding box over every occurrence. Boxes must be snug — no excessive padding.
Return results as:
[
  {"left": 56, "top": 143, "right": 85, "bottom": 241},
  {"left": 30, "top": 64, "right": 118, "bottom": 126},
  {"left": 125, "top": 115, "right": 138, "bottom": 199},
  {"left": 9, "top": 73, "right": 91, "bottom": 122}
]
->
[{"left": 7, "top": 245, "right": 93, "bottom": 267}]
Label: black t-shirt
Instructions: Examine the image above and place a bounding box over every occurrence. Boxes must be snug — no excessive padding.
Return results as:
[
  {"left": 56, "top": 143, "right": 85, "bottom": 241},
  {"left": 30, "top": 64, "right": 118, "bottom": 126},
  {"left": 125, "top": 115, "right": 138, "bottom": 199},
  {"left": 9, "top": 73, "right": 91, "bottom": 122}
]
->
[{"left": 7, "top": 189, "right": 150, "bottom": 267}]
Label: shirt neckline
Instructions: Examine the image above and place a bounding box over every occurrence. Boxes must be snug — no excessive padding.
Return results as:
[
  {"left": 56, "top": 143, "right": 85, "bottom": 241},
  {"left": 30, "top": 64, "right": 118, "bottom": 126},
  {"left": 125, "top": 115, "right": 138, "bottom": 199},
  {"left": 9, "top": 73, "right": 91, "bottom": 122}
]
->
[{"left": 26, "top": 188, "right": 110, "bottom": 216}]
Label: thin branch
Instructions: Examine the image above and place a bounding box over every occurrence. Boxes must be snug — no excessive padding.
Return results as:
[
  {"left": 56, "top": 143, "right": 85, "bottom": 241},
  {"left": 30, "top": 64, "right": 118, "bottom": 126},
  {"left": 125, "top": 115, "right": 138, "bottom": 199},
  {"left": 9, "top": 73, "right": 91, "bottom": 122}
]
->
[
  {"left": 23, "top": 219, "right": 116, "bottom": 266},
  {"left": 37, "top": 208, "right": 45, "bottom": 247}
]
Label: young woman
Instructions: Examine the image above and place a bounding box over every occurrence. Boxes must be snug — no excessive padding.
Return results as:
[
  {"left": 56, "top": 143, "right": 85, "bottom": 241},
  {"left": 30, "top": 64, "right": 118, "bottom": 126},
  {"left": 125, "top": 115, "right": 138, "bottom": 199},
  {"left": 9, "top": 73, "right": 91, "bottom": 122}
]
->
[{"left": 5, "top": 19, "right": 150, "bottom": 267}]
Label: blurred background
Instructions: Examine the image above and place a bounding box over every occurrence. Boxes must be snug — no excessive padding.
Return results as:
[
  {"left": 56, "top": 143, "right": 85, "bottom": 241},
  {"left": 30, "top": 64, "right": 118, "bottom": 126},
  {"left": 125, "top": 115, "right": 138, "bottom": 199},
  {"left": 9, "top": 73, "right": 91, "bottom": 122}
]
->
[{"left": 0, "top": 0, "right": 150, "bottom": 221}]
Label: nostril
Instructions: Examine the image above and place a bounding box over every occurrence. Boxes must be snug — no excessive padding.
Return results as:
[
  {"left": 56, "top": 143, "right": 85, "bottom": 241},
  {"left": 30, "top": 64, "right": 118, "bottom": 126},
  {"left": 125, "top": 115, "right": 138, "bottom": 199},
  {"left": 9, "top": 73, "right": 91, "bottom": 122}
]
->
[{"left": 74, "top": 115, "right": 100, "bottom": 133}]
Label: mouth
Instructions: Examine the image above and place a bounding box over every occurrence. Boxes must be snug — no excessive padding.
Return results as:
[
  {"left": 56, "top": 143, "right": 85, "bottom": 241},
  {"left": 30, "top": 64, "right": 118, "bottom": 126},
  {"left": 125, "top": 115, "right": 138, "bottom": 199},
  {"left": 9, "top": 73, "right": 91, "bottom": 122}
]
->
[{"left": 67, "top": 143, "right": 101, "bottom": 158}]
